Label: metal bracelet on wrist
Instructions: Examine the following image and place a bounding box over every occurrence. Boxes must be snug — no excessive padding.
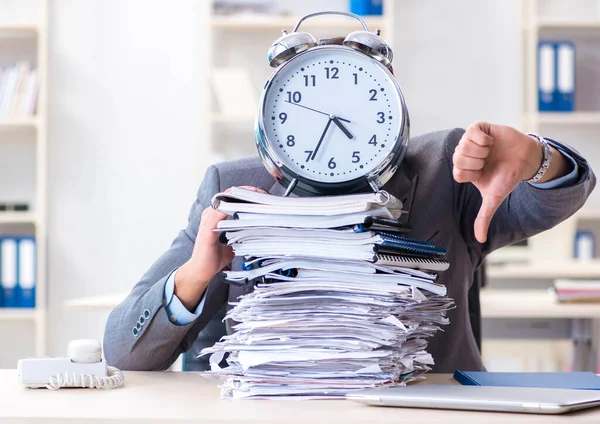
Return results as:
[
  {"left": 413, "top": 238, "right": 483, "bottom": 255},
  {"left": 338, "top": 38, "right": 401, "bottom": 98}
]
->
[{"left": 526, "top": 133, "right": 553, "bottom": 183}]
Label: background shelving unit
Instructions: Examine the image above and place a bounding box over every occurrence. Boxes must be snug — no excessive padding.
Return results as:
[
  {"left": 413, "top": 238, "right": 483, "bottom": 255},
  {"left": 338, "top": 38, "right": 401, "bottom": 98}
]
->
[
  {"left": 489, "top": 0, "right": 600, "bottom": 266},
  {"left": 0, "top": 0, "right": 47, "bottom": 359},
  {"left": 521, "top": 0, "right": 600, "bottom": 133},
  {"left": 201, "top": 0, "right": 396, "bottom": 163}
]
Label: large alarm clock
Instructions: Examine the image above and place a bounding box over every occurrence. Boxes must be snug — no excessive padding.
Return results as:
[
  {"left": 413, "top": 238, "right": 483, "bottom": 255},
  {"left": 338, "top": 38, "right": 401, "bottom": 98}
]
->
[{"left": 255, "top": 11, "right": 410, "bottom": 196}]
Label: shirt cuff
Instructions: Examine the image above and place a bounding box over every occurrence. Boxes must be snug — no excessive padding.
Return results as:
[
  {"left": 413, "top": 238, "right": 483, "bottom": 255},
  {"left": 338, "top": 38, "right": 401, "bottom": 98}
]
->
[
  {"left": 529, "top": 144, "right": 579, "bottom": 190},
  {"left": 163, "top": 268, "right": 207, "bottom": 326}
]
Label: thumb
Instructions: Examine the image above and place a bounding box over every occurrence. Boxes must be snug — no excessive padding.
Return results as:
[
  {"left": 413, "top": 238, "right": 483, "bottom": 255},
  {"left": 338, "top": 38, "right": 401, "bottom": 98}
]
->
[{"left": 474, "top": 193, "right": 503, "bottom": 244}]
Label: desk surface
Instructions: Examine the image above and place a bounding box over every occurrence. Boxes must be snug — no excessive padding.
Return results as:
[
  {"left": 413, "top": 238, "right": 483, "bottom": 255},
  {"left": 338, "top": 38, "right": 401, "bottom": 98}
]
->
[{"left": 2, "top": 370, "right": 600, "bottom": 423}]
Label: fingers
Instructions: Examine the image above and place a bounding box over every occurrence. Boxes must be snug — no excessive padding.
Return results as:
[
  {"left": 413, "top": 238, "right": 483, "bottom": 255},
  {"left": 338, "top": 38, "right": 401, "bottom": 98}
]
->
[
  {"left": 219, "top": 243, "right": 235, "bottom": 268},
  {"left": 466, "top": 122, "right": 494, "bottom": 147},
  {"left": 453, "top": 154, "right": 484, "bottom": 171},
  {"left": 453, "top": 122, "right": 494, "bottom": 184},
  {"left": 474, "top": 194, "right": 503, "bottom": 243},
  {"left": 453, "top": 168, "right": 482, "bottom": 183},
  {"left": 200, "top": 207, "right": 228, "bottom": 245},
  {"left": 456, "top": 139, "right": 489, "bottom": 159}
]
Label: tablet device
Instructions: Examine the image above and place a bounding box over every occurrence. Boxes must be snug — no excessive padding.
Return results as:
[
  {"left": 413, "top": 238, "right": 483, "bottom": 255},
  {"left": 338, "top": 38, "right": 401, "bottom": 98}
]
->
[{"left": 346, "top": 384, "right": 600, "bottom": 414}]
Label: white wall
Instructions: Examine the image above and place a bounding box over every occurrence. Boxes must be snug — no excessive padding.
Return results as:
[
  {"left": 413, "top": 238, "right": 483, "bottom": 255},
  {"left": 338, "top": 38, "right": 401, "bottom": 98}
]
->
[
  {"left": 47, "top": 0, "right": 206, "bottom": 355},
  {"left": 41, "top": 0, "right": 598, "bottom": 358},
  {"left": 392, "top": 0, "right": 521, "bottom": 136}
]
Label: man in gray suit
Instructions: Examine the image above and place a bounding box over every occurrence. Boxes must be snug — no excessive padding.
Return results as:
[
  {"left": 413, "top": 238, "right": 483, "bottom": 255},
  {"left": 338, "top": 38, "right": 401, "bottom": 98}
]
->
[{"left": 103, "top": 122, "right": 595, "bottom": 372}]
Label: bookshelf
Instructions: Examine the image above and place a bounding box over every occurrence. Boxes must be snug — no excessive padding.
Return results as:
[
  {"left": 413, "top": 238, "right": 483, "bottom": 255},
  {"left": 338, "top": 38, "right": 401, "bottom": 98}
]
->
[
  {"left": 0, "top": 118, "right": 39, "bottom": 128},
  {"left": 521, "top": 0, "right": 600, "bottom": 132},
  {"left": 201, "top": 1, "right": 396, "bottom": 163},
  {"left": 535, "top": 111, "right": 600, "bottom": 125},
  {"left": 490, "top": 1, "right": 600, "bottom": 269},
  {"left": 210, "top": 15, "right": 388, "bottom": 30},
  {"left": 0, "top": 308, "right": 38, "bottom": 321},
  {"left": 0, "top": 1, "right": 47, "bottom": 357},
  {"left": 0, "top": 212, "right": 37, "bottom": 225},
  {"left": 536, "top": 18, "right": 600, "bottom": 29}
]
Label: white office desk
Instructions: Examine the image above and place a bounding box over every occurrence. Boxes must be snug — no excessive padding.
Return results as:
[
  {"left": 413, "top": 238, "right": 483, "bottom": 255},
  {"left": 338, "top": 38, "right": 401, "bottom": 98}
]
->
[{"left": 2, "top": 370, "right": 600, "bottom": 423}]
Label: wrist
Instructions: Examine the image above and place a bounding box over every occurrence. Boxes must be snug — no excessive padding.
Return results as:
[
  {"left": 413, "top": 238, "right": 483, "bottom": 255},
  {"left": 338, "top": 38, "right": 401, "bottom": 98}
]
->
[
  {"left": 174, "top": 260, "right": 209, "bottom": 311},
  {"left": 522, "top": 134, "right": 545, "bottom": 181}
]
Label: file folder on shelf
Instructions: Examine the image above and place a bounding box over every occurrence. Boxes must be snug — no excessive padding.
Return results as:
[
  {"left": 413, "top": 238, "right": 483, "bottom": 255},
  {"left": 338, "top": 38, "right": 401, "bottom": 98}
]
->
[
  {"left": 0, "top": 237, "right": 20, "bottom": 308},
  {"left": 556, "top": 41, "right": 575, "bottom": 112},
  {"left": 18, "top": 237, "right": 36, "bottom": 308},
  {"left": 538, "top": 41, "right": 556, "bottom": 111}
]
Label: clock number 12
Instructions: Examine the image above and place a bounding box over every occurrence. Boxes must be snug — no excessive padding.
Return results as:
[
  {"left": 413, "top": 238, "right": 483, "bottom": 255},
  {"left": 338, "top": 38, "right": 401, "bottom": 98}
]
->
[{"left": 325, "top": 67, "right": 339, "bottom": 79}]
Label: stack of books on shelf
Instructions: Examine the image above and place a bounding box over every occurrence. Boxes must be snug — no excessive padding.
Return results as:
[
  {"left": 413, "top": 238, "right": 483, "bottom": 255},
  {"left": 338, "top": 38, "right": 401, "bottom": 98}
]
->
[
  {"left": 0, "top": 61, "right": 39, "bottom": 119},
  {"left": 554, "top": 279, "right": 600, "bottom": 303},
  {"left": 202, "top": 187, "right": 454, "bottom": 399}
]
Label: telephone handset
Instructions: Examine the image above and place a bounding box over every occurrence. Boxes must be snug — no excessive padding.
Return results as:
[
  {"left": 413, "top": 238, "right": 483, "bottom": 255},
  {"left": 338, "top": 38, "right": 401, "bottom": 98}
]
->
[{"left": 18, "top": 339, "right": 124, "bottom": 390}]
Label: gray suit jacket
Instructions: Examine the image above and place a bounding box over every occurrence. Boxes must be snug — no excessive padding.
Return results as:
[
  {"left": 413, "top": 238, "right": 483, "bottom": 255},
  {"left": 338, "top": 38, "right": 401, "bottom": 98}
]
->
[{"left": 103, "top": 128, "right": 595, "bottom": 372}]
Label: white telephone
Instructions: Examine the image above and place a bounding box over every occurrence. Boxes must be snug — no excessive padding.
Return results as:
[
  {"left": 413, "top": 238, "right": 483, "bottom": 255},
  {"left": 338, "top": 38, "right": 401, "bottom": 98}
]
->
[{"left": 17, "top": 339, "right": 124, "bottom": 390}]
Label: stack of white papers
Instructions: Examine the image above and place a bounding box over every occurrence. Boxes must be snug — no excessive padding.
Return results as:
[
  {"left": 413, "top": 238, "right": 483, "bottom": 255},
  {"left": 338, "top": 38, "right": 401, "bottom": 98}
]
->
[{"left": 201, "top": 188, "right": 454, "bottom": 399}]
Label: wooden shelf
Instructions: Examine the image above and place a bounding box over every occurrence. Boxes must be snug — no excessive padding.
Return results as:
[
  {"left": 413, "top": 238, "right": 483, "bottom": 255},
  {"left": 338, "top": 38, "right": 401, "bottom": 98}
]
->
[
  {"left": 211, "top": 15, "right": 387, "bottom": 30},
  {"left": 534, "top": 112, "right": 600, "bottom": 125},
  {"left": 487, "top": 260, "right": 600, "bottom": 280},
  {"left": 0, "top": 308, "right": 37, "bottom": 320},
  {"left": 0, "top": 212, "right": 36, "bottom": 224},
  {"left": 536, "top": 18, "right": 600, "bottom": 29},
  {"left": 0, "top": 24, "right": 38, "bottom": 36},
  {"left": 0, "top": 118, "right": 38, "bottom": 129}
]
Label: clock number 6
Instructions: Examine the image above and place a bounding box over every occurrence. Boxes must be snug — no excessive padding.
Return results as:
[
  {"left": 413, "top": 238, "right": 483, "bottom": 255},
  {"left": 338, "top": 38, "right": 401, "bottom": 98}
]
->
[
  {"left": 328, "top": 157, "right": 337, "bottom": 169},
  {"left": 287, "top": 135, "right": 295, "bottom": 147},
  {"left": 352, "top": 151, "right": 360, "bottom": 163}
]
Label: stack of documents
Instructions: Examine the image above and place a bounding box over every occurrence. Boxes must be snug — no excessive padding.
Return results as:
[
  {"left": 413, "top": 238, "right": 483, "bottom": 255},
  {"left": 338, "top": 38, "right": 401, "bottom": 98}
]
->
[
  {"left": 202, "top": 187, "right": 454, "bottom": 399},
  {"left": 554, "top": 279, "right": 600, "bottom": 303}
]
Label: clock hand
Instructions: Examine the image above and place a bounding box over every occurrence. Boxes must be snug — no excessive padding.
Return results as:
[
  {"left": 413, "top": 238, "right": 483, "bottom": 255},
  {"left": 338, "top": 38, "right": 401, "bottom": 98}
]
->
[
  {"left": 332, "top": 116, "right": 353, "bottom": 140},
  {"left": 311, "top": 118, "right": 333, "bottom": 161},
  {"left": 284, "top": 101, "right": 351, "bottom": 123}
]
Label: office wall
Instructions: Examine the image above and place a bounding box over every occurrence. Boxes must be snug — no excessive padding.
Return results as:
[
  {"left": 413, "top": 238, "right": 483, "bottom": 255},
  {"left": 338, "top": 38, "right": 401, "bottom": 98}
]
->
[
  {"left": 47, "top": 0, "right": 206, "bottom": 355},
  {"left": 42, "top": 0, "right": 598, "bottom": 358}
]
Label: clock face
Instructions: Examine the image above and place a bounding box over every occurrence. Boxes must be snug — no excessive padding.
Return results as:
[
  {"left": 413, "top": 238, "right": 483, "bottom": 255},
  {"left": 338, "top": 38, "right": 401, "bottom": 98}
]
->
[{"left": 261, "top": 46, "right": 405, "bottom": 184}]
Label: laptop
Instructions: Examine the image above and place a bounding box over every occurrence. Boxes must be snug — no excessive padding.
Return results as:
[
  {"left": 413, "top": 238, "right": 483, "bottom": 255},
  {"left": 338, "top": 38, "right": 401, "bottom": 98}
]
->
[{"left": 346, "top": 384, "right": 600, "bottom": 414}]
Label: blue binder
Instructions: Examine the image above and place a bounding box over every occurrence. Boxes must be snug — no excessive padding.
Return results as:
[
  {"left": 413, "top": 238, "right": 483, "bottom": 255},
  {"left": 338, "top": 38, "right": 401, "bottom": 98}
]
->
[
  {"left": 350, "top": 0, "right": 371, "bottom": 16},
  {"left": 555, "top": 41, "right": 575, "bottom": 112},
  {"left": 0, "top": 237, "right": 20, "bottom": 308},
  {"left": 454, "top": 370, "right": 600, "bottom": 390},
  {"left": 538, "top": 41, "right": 556, "bottom": 111},
  {"left": 18, "top": 237, "right": 36, "bottom": 308},
  {"left": 370, "top": 0, "right": 383, "bottom": 15}
]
